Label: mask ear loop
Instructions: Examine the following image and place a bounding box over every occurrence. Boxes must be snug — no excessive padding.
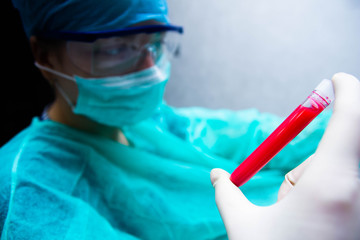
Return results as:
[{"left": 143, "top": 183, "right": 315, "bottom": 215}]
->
[
  {"left": 54, "top": 82, "right": 76, "bottom": 110},
  {"left": 34, "top": 62, "right": 75, "bottom": 82},
  {"left": 34, "top": 62, "right": 76, "bottom": 110}
]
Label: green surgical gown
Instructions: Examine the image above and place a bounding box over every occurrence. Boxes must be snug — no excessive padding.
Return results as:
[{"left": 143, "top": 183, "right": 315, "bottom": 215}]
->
[{"left": 0, "top": 104, "right": 331, "bottom": 239}]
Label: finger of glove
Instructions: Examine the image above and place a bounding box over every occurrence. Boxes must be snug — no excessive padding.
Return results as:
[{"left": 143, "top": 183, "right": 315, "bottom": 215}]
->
[
  {"left": 312, "top": 73, "right": 360, "bottom": 173},
  {"left": 278, "top": 155, "right": 313, "bottom": 201},
  {"left": 211, "top": 168, "right": 261, "bottom": 238},
  {"left": 211, "top": 168, "right": 255, "bottom": 217}
]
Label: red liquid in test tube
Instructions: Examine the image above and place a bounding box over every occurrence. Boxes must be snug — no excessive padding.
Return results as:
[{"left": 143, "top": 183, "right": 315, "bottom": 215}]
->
[{"left": 230, "top": 79, "right": 335, "bottom": 187}]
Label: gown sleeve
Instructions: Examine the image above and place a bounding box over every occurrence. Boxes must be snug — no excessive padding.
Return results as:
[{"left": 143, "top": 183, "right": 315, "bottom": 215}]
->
[{"left": 157, "top": 104, "right": 332, "bottom": 174}]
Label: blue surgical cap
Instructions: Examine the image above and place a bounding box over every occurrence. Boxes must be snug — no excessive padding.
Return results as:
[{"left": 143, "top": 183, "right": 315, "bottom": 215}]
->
[{"left": 12, "top": 0, "right": 170, "bottom": 38}]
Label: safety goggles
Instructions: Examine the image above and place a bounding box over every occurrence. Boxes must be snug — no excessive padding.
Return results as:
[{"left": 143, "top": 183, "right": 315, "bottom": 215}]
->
[{"left": 39, "top": 24, "right": 183, "bottom": 76}]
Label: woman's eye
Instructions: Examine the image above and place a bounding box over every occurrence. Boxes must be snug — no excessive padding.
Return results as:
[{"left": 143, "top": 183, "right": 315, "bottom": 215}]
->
[
  {"left": 104, "top": 47, "right": 125, "bottom": 56},
  {"left": 95, "top": 45, "right": 128, "bottom": 57},
  {"left": 106, "top": 48, "right": 123, "bottom": 55}
]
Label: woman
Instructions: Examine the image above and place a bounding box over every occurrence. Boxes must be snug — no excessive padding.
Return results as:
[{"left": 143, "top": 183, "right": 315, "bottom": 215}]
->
[{"left": 1, "top": 0, "right": 357, "bottom": 239}]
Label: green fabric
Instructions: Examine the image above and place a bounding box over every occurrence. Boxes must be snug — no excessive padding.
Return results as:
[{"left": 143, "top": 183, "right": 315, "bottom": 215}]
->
[{"left": 0, "top": 104, "right": 331, "bottom": 239}]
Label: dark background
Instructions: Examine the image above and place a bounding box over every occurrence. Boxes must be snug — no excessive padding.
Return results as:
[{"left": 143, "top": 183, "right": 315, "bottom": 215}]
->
[{"left": 1, "top": 1, "right": 54, "bottom": 146}]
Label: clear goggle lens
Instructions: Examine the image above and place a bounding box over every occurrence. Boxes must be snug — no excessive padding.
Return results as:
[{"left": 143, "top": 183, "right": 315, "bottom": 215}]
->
[{"left": 66, "top": 31, "right": 180, "bottom": 76}]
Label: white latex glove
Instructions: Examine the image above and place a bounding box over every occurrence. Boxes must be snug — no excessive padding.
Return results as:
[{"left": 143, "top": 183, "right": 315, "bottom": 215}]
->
[{"left": 211, "top": 73, "right": 360, "bottom": 240}]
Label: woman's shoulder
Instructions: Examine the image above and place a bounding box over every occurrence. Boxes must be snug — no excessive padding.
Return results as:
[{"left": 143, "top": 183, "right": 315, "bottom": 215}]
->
[
  {"left": 0, "top": 117, "right": 97, "bottom": 232},
  {"left": 0, "top": 117, "right": 93, "bottom": 196}
]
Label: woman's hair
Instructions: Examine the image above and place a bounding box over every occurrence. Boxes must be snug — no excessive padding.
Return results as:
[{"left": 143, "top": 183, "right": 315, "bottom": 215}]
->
[
  {"left": 36, "top": 37, "right": 64, "bottom": 50},
  {"left": 35, "top": 36, "right": 66, "bottom": 63}
]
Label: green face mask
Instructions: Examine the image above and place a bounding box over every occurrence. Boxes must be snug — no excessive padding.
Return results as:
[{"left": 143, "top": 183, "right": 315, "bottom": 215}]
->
[{"left": 35, "top": 56, "right": 171, "bottom": 128}]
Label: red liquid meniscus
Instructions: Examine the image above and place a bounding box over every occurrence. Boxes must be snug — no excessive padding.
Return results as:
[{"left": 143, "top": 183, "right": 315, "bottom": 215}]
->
[{"left": 230, "top": 94, "right": 327, "bottom": 187}]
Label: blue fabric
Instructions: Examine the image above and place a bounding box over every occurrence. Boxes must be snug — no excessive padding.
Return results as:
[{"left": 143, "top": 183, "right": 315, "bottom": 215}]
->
[
  {"left": 0, "top": 104, "right": 331, "bottom": 239},
  {"left": 12, "top": 0, "right": 170, "bottom": 38}
]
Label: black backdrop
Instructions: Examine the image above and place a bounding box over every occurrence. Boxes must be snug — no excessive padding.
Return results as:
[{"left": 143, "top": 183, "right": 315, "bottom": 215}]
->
[{"left": 1, "top": 1, "right": 54, "bottom": 146}]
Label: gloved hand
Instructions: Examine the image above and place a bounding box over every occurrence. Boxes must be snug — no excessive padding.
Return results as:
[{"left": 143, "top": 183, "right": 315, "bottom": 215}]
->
[{"left": 211, "top": 73, "right": 360, "bottom": 240}]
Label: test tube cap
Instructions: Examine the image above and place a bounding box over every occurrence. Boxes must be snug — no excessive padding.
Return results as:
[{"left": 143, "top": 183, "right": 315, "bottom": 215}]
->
[{"left": 314, "top": 79, "right": 335, "bottom": 105}]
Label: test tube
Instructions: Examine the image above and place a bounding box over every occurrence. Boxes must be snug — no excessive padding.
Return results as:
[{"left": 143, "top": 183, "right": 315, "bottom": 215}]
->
[{"left": 230, "top": 79, "right": 335, "bottom": 187}]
